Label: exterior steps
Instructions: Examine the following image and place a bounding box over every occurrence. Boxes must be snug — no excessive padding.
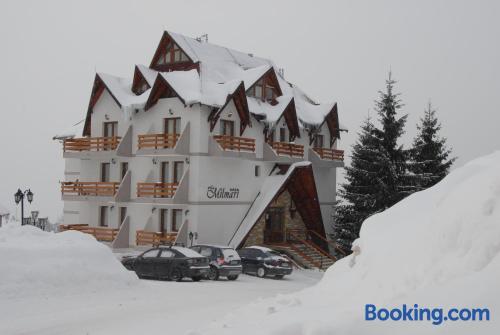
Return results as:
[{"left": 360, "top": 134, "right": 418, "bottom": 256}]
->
[{"left": 266, "top": 242, "right": 336, "bottom": 271}]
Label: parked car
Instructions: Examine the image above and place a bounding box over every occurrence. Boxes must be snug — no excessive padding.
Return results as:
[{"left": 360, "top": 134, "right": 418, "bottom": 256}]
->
[
  {"left": 190, "top": 245, "right": 242, "bottom": 280},
  {"left": 237, "top": 246, "right": 293, "bottom": 279},
  {"left": 121, "top": 246, "right": 209, "bottom": 281}
]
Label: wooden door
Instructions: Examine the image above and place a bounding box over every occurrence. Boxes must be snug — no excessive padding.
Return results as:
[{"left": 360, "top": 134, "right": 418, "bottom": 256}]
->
[
  {"left": 160, "top": 209, "right": 168, "bottom": 233},
  {"left": 264, "top": 207, "right": 284, "bottom": 243},
  {"left": 119, "top": 207, "right": 127, "bottom": 226},
  {"left": 100, "top": 163, "right": 110, "bottom": 182},
  {"left": 171, "top": 209, "right": 182, "bottom": 232},
  {"left": 161, "top": 162, "right": 169, "bottom": 183},
  {"left": 103, "top": 122, "right": 118, "bottom": 137},
  {"left": 99, "top": 206, "right": 108, "bottom": 227},
  {"left": 121, "top": 162, "right": 128, "bottom": 180},
  {"left": 220, "top": 119, "right": 234, "bottom": 136},
  {"left": 314, "top": 134, "right": 324, "bottom": 148}
]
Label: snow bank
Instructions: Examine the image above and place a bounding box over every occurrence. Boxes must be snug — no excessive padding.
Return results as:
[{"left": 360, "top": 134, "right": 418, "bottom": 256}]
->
[
  {"left": 0, "top": 223, "right": 138, "bottom": 300},
  {"left": 196, "top": 151, "right": 500, "bottom": 335}
]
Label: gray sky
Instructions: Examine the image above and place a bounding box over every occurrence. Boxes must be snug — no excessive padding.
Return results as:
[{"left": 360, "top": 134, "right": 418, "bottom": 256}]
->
[{"left": 1, "top": 0, "right": 499, "bottom": 220}]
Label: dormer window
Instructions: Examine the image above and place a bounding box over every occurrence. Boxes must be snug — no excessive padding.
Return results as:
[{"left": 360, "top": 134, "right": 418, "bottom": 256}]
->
[
  {"left": 156, "top": 42, "right": 190, "bottom": 66},
  {"left": 248, "top": 79, "right": 276, "bottom": 102}
]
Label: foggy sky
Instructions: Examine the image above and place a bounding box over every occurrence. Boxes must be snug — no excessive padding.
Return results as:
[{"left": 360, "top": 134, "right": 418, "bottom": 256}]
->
[{"left": 1, "top": 0, "right": 499, "bottom": 220}]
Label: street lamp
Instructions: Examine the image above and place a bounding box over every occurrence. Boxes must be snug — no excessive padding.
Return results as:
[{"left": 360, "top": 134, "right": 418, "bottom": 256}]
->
[{"left": 14, "top": 188, "right": 34, "bottom": 225}]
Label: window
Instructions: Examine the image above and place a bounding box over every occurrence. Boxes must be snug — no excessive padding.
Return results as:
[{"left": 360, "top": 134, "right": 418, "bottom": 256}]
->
[
  {"left": 99, "top": 206, "right": 108, "bottom": 227},
  {"left": 161, "top": 162, "right": 169, "bottom": 183},
  {"left": 142, "top": 249, "right": 159, "bottom": 258},
  {"left": 100, "top": 163, "right": 110, "bottom": 182},
  {"left": 164, "top": 117, "right": 181, "bottom": 135},
  {"left": 314, "top": 135, "right": 324, "bottom": 148},
  {"left": 119, "top": 207, "right": 127, "bottom": 225},
  {"left": 220, "top": 119, "right": 235, "bottom": 136},
  {"left": 171, "top": 209, "right": 182, "bottom": 232},
  {"left": 121, "top": 162, "right": 128, "bottom": 180},
  {"left": 279, "top": 128, "right": 286, "bottom": 142},
  {"left": 254, "top": 84, "right": 263, "bottom": 99},
  {"left": 103, "top": 121, "right": 118, "bottom": 137},
  {"left": 159, "top": 250, "right": 175, "bottom": 258},
  {"left": 265, "top": 87, "right": 274, "bottom": 101},
  {"left": 160, "top": 209, "right": 168, "bottom": 233},
  {"left": 255, "top": 165, "right": 260, "bottom": 177},
  {"left": 173, "top": 161, "right": 184, "bottom": 183},
  {"left": 156, "top": 42, "right": 189, "bottom": 65},
  {"left": 199, "top": 247, "right": 213, "bottom": 257}
]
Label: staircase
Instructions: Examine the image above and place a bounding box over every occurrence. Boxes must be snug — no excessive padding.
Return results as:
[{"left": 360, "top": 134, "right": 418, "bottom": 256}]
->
[{"left": 268, "top": 241, "right": 336, "bottom": 270}]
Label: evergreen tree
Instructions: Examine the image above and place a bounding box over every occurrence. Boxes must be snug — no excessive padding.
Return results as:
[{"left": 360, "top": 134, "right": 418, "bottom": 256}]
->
[
  {"left": 371, "top": 72, "right": 413, "bottom": 209},
  {"left": 331, "top": 118, "right": 383, "bottom": 255},
  {"left": 409, "top": 102, "right": 455, "bottom": 190}
]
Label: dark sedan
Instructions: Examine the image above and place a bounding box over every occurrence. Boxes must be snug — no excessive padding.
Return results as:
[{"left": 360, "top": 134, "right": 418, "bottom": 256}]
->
[
  {"left": 238, "top": 246, "right": 293, "bottom": 279},
  {"left": 121, "top": 246, "right": 209, "bottom": 281}
]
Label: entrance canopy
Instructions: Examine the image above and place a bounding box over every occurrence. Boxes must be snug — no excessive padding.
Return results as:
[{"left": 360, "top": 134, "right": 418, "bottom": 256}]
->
[{"left": 228, "top": 162, "right": 325, "bottom": 249}]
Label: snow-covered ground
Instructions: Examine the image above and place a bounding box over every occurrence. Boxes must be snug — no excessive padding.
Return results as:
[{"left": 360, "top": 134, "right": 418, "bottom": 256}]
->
[
  {"left": 195, "top": 151, "right": 500, "bottom": 335},
  {"left": 2, "top": 151, "right": 499, "bottom": 334},
  {"left": 0, "top": 224, "right": 322, "bottom": 334}
]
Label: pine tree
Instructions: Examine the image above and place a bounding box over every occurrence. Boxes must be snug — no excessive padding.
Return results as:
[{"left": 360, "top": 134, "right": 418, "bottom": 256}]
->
[
  {"left": 409, "top": 102, "right": 455, "bottom": 190},
  {"left": 371, "top": 72, "right": 413, "bottom": 209},
  {"left": 331, "top": 118, "right": 383, "bottom": 255}
]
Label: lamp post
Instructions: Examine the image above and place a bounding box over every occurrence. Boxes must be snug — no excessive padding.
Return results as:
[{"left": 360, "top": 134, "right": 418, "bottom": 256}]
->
[{"left": 14, "top": 189, "right": 34, "bottom": 225}]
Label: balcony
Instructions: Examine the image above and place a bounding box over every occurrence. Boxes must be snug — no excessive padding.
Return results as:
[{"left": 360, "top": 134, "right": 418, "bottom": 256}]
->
[
  {"left": 136, "top": 230, "right": 178, "bottom": 246},
  {"left": 213, "top": 135, "right": 256, "bottom": 152},
  {"left": 137, "top": 182, "right": 179, "bottom": 198},
  {"left": 63, "top": 136, "right": 121, "bottom": 152},
  {"left": 313, "top": 148, "right": 344, "bottom": 160},
  {"left": 308, "top": 148, "right": 344, "bottom": 168},
  {"left": 59, "top": 224, "right": 118, "bottom": 242},
  {"left": 136, "top": 123, "right": 190, "bottom": 156},
  {"left": 61, "top": 181, "right": 119, "bottom": 199},
  {"left": 271, "top": 142, "right": 304, "bottom": 158},
  {"left": 138, "top": 133, "right": 179, "bottom": 150}
]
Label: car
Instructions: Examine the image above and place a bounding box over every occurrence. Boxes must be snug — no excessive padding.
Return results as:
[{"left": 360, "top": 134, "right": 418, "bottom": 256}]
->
[
  {"left": 190, "top": 245, "right": 242, "bottom": 280},
  {"left": 121, "top": 246, "right": 209, "bottom": 282},
  {"left": 237, "top": 246, "right": 293, "bottom": 279}
]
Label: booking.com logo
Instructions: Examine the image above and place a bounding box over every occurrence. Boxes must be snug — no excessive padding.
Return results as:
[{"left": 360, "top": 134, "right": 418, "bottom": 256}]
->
[{"left": 365, "top": 304, "right": 490, "bottom": 325}]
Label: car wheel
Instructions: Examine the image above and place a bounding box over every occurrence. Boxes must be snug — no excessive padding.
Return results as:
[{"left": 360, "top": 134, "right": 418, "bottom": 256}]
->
[
  {"left": 256, "top": 267, "right": 266, "bottom": 278},
  {"left": 207, "top": 266, "right": 219, "bottom": 280},
  {"left": 191, "top": 276, "right": 202, "bottom": 282},
  {"left": 170, "top": 268, "right": 183, "bottom": 282},
  {"left": 274, "top": 275, "right": 284, "bottom": 280},
  {"left": 227, "top": 275, "right": 239, "bottom": 281}
]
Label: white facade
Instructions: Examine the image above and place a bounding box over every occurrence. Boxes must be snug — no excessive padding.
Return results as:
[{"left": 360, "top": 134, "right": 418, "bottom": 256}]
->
[{"left": 56, "top": 31, "right": 344, "bottom": 249}]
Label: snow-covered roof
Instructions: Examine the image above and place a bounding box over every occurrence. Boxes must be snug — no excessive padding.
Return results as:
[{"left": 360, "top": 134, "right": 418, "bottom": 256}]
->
[
  {"left": 136, "top": 64, "right": 158, "bottom": 87},
  {"left": 55, "top": 31, "right": 341, "bottom": 138},
  {"left": 228, "top": 161, "right": 312, "bottom": 248},
  {"left": 98, "top": 73, "right": 150, "bottom": 109},
  {"left": 52, "top": 119, "right": 85, "bottom": 140}
]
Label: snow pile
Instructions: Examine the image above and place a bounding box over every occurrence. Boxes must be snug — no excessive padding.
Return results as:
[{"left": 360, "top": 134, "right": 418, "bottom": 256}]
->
[
  {"left": 196, "top": 151, "right": 500, "bottom": 335},
  {"left": 0, "top": 223, "right": 138, "bottom": 299}
]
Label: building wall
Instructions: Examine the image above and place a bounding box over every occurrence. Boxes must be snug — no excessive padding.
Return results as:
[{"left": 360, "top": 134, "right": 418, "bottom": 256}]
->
[{"left": 63, "top": 91, "right": 341, "bottom": 247}]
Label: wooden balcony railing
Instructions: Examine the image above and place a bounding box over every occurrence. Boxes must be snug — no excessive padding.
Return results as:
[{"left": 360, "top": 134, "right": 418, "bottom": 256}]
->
[
  {"left": 59, "top": 224, "right": 118, "bottom": 242},
  {"left": 138, "top": 133, "right": 180, "bottom": 149},
  {"left": 63, "top": 136, "right": 121, "bottom": 152},
  {"left": 136, "top": 182, "right": 178, "bottom": 198},
  {"left": 213, "top": 135, "right": 256, "bottom": 152},
  {"left": 313, "top": 148, "right": 344, "bottom": 161},
  {"left": 136, "top": 230, "right": 178, "bottom": 246},
  {"left": 61, "top": 182, "right": 119, "bottom": 197},
  {"left": 271, "top": 142, "right": 304, "bottom": 157}
]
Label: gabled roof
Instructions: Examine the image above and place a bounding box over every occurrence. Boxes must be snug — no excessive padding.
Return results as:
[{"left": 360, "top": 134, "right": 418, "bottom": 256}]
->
[
  {"left": 71, "top": 31, "right": 342, "bottom": 139},
  {"left": 227, "top": 162, "right": 325, "bottom": 249}
]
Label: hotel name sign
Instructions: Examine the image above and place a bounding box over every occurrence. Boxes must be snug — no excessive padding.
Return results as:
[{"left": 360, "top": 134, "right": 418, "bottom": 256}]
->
[{"left": 206, "top": 185, "right": 240, "bottom": 199}]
